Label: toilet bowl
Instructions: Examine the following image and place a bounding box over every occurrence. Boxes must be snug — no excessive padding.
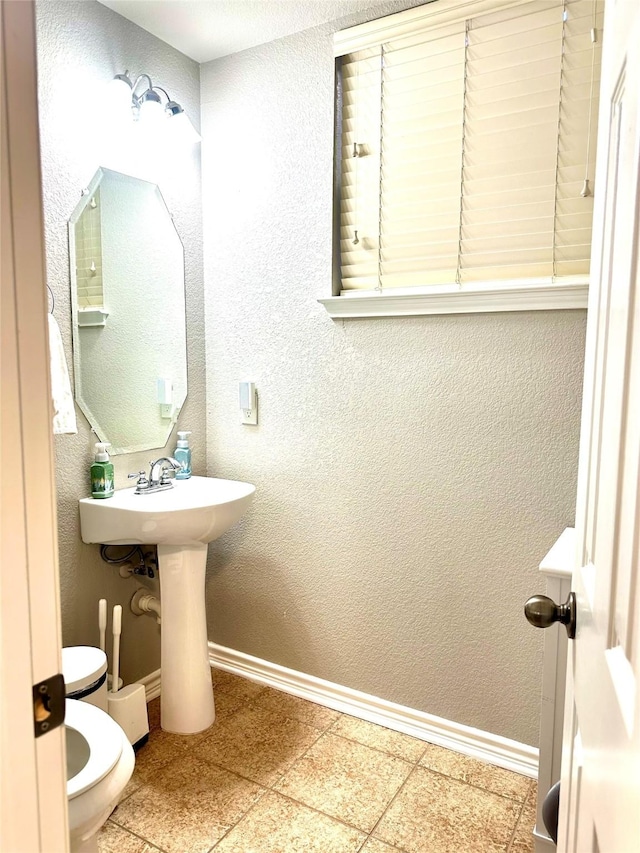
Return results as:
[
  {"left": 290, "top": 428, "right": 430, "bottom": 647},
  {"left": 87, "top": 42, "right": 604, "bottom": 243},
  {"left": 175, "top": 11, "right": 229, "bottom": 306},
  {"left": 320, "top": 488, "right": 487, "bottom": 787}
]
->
[{"left": 66, "top": 698, "right": 135, "bottom": 853}]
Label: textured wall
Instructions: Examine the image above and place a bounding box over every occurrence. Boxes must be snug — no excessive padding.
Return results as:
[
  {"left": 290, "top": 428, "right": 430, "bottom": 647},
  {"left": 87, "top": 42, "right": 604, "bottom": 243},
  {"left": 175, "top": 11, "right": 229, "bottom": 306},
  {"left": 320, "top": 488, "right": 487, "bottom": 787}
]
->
[
  {"left": 201, "top": 7, "right": 587, "bottom": 746},
  {"left": 36, "top": 0, "right": 204, "bottom": 683}
]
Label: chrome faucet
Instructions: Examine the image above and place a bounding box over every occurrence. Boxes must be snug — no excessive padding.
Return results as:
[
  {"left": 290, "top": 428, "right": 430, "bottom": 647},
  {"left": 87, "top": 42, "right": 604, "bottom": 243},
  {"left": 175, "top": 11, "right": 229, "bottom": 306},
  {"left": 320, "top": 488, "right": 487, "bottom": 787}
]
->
[
  {"left": 129, "top": 457, "right": 182, "bottom": 494},
  {"left": 149, "top": 457, "right": 182, "bottom": 486}
]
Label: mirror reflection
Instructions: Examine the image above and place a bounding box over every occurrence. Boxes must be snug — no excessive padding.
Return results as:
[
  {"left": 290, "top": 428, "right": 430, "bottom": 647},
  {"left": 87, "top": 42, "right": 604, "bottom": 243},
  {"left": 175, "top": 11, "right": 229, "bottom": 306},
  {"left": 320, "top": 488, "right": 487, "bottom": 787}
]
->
[{"left": 68, "top": 168, "right": 187, "bottom": 454}]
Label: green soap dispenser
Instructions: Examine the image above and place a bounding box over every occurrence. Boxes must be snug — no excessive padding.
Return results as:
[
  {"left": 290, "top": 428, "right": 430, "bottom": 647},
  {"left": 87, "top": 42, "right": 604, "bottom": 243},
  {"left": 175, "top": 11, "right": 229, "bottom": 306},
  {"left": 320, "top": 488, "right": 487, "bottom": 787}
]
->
[
  {"left": 174, "top": 431, "right": 192, "bottom": 479},
  {"left": 91, "top": 442, "right": 114, "bottom": 499}
]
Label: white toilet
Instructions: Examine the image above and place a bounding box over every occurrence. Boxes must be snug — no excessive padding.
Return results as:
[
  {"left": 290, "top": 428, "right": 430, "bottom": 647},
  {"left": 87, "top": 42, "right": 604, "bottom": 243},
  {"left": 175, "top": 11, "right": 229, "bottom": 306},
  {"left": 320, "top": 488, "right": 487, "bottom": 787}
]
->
[{"left": 65, "top": 698, "right": 134, "bottom": 853}]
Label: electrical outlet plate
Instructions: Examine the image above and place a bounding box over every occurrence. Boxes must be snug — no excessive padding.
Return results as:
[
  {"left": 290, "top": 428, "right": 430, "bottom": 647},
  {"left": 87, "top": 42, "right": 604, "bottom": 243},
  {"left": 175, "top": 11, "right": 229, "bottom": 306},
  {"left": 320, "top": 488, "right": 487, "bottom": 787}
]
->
[{"left": 241, "top": 401, "right": 258, "bottom": 425}]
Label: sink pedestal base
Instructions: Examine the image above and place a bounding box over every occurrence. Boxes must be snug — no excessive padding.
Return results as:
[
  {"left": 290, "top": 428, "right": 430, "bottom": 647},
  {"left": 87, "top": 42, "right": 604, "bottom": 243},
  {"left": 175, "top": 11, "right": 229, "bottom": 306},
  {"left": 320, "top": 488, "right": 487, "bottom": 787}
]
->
[{"left": 158, "top": 543, "right": 214, "bottom": 734}]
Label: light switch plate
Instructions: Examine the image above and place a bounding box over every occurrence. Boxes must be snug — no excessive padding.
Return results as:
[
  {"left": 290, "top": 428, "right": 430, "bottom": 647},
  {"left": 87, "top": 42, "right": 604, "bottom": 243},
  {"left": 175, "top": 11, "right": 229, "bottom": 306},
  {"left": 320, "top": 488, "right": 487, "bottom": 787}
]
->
[{"left": 239, "top": 381, "right": 258, "bottom": 425}]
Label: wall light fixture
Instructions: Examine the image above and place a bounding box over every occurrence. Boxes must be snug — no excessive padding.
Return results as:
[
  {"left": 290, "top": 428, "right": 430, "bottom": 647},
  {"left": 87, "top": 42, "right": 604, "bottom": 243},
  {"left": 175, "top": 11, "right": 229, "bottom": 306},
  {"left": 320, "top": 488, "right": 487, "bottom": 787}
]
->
[{"left": 107, "top": 71, "right": 201, "bottom": 145}]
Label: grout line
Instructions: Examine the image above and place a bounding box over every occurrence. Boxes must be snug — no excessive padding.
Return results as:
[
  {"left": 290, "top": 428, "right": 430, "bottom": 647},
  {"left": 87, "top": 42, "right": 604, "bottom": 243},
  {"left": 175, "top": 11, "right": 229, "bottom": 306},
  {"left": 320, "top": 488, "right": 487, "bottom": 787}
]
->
[
  {"left": 210, "top": 756, "right": 400, "bottom": 839},
  {"left": 267, "top": 726, "right": 418, "bottom": 840},
  {"left": 206, "top": 785, "right": 271, "bottom": 852},
  {"left": 258, "top": 787, "right": 373, "bottom": 837},
  {"left": 505, "top": 795, "right": 528, "bottom": 852},
  {"left": 142, "top": 677, "right": 530, "bottom": 852},
  {"left": 506, "top": 778, "right": 537, "bottom": 852},
  {"left": 115, "top": 746, "right": 188, "bottom": 804},
  {"left": 189, "top": 750, "right": 275, "bottom": 790},
  {"left": 365, "top": 762, "right": 421, "bottom": 853},
  {"left": 327, "top": 728, "right": 428, "bottom": 766},
  {"left": 266, "top": 723, "right": 327, "bottom": 790},
  {"left": 415, "top": 763, "right": 532, "bottom": 805},
  {"left": 115, "top": 779, "right": 143, "bottom": 807},
  {"left": 107, "top": 818, "right": 168, "bottom": 851},
  {"left": 242, "top": 695, "right": 340, "bottom": 735},
  {"left": 207, "top": 785, "right": 372, "bottom": 849},
  {"left": 193, "top": 709, "right": 413, "bottom": 839}
]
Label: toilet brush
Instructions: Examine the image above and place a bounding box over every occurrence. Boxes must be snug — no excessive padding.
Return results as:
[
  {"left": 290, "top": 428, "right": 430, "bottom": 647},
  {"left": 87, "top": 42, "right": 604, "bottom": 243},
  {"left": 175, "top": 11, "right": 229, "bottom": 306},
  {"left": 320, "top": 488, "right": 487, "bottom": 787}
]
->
[
  {"left": 111, "top": 605, "right": 122, "bottom": 694},
  {"left": 106, "top": 604, "right": 149, "bottom": 750},
  {"left": 98, "top": 598, "right": 107, "bottom": 653},
  {"left": 105, "top": 600, "right": 122, "bottom": 691}
]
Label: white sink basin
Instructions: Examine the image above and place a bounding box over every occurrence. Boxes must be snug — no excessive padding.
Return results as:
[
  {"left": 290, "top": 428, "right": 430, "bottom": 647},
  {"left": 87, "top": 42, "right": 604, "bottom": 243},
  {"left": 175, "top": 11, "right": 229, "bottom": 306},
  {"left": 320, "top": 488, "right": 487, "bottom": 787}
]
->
[
  {"left": 79, "top": 476, "right": 255, "bottom": 546},
  {"left": 78, "top": 475, "right": 255, "bottom": 736}
]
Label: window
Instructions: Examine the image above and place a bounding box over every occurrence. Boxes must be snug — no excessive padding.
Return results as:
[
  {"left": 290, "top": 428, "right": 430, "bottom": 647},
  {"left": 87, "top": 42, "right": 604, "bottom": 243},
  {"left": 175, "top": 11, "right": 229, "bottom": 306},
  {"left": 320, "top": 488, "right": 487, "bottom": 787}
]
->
[{"left": 320, "top": 0, "right": 603, "bottom": 318}]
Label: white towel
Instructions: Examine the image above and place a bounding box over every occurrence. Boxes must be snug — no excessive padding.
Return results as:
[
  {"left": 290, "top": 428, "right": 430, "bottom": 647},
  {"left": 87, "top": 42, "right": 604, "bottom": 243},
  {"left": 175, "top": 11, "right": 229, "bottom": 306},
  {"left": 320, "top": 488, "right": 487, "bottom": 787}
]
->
[{"left": 47, "top": 313, "right": 77, "bottom": 434}]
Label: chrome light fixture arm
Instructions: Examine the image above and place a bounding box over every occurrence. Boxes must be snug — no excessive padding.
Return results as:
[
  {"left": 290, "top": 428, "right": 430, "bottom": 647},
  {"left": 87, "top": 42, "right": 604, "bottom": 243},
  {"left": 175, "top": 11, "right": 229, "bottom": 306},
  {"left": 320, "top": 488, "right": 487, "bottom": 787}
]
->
[{"left": 109, "top": 70, "right": 201, "bottom": 143}]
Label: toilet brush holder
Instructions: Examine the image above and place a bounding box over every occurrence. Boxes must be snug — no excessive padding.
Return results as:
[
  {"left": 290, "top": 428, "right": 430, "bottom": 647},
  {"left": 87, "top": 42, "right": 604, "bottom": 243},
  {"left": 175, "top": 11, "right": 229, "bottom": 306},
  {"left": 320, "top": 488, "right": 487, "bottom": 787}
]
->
[{"left": 107, "top": 683, "right": 149, "bottom": 750}]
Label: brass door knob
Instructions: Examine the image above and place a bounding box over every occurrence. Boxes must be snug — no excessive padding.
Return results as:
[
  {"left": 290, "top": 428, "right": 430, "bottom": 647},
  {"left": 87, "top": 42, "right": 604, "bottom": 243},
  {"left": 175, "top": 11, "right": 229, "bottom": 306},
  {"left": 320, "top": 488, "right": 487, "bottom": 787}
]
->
[{"left": 524, "top": 592, "right": 576, "bottom": 639}]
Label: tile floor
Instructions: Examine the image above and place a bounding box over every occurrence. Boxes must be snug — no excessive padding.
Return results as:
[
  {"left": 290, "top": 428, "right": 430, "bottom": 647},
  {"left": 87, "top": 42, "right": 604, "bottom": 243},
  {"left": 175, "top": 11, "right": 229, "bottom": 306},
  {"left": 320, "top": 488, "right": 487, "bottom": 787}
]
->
[{"left": 99, "top": 670, "right": 537, "bottom": 853}]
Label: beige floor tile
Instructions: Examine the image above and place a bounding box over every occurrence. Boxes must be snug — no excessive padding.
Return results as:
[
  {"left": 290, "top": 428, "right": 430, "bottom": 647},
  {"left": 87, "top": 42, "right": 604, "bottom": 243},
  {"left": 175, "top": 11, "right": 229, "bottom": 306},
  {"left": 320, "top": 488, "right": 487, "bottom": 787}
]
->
[
  {"left": 112, "top": 755, "right": 265, "bottom": 853},
  {"left": 252, "top": 687, "right": 340, "bottom": 730},
  {"left": 98, "top": 820, "right": 162, "bottom": 852},
  {"left": 510, "top": 823, "right": 535, "bottom": 852},
  {"left": 120, "top": 773, "right": 145, "bottom": 804},
  {"left": 374, "top": 765, "right": 521, "bottom": 853},
  {"left": 419, "top": 744, "right": 531, "bottom": 802},
  {"left": 147, "top": 698, "right": 161, "bottom": 731},
  {"left": 331, "top": 715, "right": 426, "bottom": 763},
  {"left": 510, "top": 795, "right": 537, "bottom": 852},
  {"left": 121, "top": 727, "right": 194, "bottom": 799},
  {"left": 274, "top": 732, "right": 413, "bottom": 832},
  {"left": 213, "top": 687, "right": 246, "bottom": 721},
  {"left": 359, "top": 838, "right": 401, "bottom": 853},
  {"left": 211, "top": 668, "right": 267, "bottom": 702},
  {"left": 197, "top": 703, "right": 322, "bottom": 785},
  {"left": 213, "top": 790, "right": 365, "bottom": 853}
]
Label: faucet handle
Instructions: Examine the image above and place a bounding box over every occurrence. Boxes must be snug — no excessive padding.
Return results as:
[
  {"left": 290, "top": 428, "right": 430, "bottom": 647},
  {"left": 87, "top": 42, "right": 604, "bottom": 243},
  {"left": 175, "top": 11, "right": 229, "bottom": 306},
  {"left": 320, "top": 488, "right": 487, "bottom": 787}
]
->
[
  {"left": 128, "top": 470, "right": 149, "bottom": 491},
  {"left": 159, "top": 465, "right": 178, "bottom": 486}
]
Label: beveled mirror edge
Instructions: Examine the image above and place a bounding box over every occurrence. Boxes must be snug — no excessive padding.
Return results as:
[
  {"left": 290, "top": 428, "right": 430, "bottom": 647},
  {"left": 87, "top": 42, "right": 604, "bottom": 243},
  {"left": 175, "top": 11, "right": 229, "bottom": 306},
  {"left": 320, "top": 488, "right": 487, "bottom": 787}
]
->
[
  {"left": 67, "top": 167, "right": 188, "bottom": 455},
  {"left": 68, "top": 167, "right": 106, "bottom": 443}
]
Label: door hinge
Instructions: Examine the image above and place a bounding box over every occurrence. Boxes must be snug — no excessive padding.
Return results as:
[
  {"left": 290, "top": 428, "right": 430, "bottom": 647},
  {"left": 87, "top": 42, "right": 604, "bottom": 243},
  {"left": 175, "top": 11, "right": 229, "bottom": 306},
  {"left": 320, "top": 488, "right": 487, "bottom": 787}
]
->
[{"left": 33, "top": 674, "right": 65, "bottom": 737}]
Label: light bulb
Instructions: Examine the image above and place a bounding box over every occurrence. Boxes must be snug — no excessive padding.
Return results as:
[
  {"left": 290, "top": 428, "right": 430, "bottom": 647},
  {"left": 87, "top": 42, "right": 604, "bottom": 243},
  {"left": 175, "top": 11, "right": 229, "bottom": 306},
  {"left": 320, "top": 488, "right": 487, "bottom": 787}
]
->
[
  {"left": 165, "top": 101, "right": 201, "bottom": 145},
  {"left": 105, "top": 73, "right": 133, "bottom": 124},
  {"left": 169, "top": 110, "right": 201, "bottom": 145},
  {"left": 139, "top": 90, "right": 165, "bottom": 126}
]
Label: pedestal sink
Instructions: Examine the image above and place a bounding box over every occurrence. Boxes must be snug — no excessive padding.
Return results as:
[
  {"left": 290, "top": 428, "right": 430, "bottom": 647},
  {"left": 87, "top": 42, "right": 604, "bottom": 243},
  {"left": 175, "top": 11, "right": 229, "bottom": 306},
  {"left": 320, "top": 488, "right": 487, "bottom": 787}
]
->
[{"left": 79, "top": 476, "right": 255, "bottom": 734}]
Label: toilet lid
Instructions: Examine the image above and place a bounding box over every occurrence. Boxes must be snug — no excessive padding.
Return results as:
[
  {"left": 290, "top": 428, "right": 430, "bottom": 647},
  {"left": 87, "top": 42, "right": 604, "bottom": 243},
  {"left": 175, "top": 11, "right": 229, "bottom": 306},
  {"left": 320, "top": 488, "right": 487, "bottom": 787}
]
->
[
  {"left": 65, "top": 699, "right": 124, "bottom": 800},
  {"left": 62, "top": 646, "right": 108, "bottom": 695}
]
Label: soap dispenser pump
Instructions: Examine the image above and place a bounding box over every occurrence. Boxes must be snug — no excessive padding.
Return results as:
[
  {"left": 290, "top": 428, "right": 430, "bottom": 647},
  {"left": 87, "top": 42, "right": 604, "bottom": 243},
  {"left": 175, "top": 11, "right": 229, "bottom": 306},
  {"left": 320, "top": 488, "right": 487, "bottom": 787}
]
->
[
  {"left": 91, "top": 442, "right": 114, "bottom": 499},
  {"left": 174, "top": 431, "right": 192, "bottom": 479}
]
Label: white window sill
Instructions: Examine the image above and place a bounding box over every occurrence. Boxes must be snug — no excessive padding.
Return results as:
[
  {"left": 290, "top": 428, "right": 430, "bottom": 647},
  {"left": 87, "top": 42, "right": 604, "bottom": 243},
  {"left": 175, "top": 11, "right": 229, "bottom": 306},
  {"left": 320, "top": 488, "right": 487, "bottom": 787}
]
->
[{"left": 319, "top": 278, "right": 589, "bottom": 319}]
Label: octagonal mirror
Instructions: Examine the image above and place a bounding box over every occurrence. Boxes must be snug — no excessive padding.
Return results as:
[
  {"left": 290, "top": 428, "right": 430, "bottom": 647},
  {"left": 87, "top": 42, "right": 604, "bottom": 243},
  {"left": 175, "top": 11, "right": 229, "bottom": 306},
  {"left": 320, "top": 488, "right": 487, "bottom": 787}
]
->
[{"left": 68, "top": 168, "right": 187, "bottom": 454}]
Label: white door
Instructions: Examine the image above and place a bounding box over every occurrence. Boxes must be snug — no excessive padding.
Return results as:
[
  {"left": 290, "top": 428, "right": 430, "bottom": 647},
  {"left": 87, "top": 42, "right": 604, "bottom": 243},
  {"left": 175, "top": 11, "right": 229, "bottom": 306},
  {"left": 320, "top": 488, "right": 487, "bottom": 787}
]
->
[
  {"left": 558, "top": 0, "right": 640, "bottom": 850},
  {"left": 1, "top": 1, "right": 68, "bottom": 850}
]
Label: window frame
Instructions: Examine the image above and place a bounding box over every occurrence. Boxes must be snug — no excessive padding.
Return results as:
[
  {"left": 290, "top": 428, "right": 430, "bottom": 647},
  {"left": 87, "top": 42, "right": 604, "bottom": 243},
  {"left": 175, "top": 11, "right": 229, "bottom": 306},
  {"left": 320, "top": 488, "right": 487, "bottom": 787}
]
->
[{"left": 320, "top": 0, "right": 592, "bottom": 319}]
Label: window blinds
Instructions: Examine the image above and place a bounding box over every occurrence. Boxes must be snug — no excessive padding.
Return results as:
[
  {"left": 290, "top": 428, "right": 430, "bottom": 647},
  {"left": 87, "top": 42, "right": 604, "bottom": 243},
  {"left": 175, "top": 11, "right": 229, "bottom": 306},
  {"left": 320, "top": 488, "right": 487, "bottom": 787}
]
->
[{"left": 338, "top": 0, "right": 603, "bottom": 293}]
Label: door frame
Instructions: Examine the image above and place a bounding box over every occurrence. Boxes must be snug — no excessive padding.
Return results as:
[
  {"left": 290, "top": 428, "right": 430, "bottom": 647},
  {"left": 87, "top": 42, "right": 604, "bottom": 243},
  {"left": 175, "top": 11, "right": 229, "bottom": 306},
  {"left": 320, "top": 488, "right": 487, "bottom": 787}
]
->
[{"left": 1, "top": 1, "right": 68, "bottom": 850}]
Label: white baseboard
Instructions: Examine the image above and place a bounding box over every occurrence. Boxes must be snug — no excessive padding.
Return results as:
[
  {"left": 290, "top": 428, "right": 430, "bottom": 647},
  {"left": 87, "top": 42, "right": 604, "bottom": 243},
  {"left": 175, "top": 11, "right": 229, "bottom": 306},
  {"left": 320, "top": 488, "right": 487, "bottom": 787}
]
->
[
  {"left": 138, "top": 667, "right": 161, "bottom": 702},
  {"left": 208, "top": 642, "right": 538, "bottom": 779}
]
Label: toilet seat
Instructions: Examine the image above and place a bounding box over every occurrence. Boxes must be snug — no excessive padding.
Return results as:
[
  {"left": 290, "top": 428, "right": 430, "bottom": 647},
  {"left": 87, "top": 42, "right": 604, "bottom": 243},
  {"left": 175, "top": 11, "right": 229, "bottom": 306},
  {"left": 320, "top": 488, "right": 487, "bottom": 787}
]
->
[
  {"left": 65, "top": 699, "right": 123, "bottom": 800},
  {"left": 62, "top": 646, "right": 108, "bottom": 699}
]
